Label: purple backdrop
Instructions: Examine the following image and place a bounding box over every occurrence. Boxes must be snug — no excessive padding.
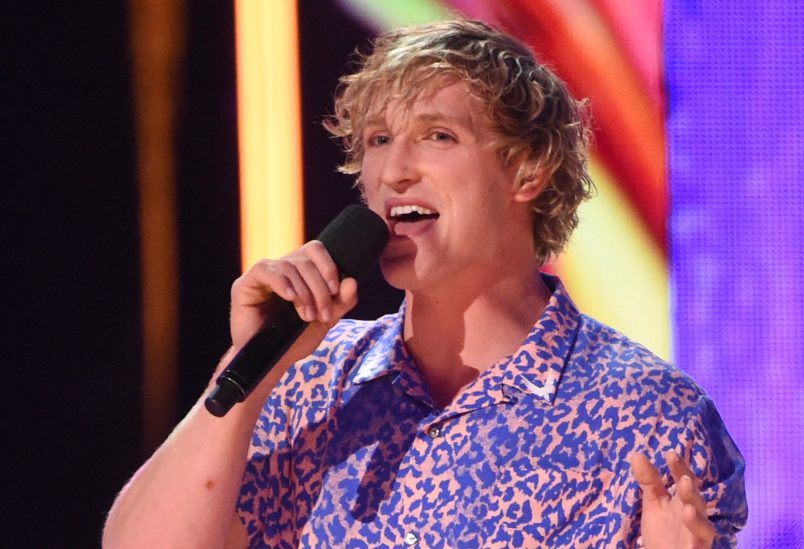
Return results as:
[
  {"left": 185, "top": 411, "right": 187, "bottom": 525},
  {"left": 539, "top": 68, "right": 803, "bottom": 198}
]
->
[{"left": 666, "top": 1, "right": 804, "bottom": 546}]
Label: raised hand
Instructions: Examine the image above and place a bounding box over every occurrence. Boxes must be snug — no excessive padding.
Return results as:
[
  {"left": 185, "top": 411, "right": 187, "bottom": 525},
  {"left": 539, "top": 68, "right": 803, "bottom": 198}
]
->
[
  {"left": 631, "top": 451, "right": 716, "bottom": 549},
  {"left": 229, "top": 240, "right": 358, "bottom": 351}
]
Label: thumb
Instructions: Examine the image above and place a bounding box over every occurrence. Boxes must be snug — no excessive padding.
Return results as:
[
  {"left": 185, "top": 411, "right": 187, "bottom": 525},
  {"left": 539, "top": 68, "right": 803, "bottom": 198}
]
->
[
  {"left": 630, "top": 452, "right": 669, "bottom": 507},
  {"left": 330, "top": 277, "right": 359, "bottom": 321}
]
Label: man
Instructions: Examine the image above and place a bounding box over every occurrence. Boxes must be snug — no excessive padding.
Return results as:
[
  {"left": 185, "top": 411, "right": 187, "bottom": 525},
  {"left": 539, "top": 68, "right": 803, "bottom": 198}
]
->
[{"left": 103, "top": 19, "right": 746, "bottom": 548}]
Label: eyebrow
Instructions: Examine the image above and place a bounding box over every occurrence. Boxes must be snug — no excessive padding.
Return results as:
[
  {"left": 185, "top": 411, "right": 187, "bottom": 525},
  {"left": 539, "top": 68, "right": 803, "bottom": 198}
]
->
[
  {"left": 414, "top": 112, "right": 475, "bottom": 129},
  {"left": 363, "top": 111, "right": 477, "bottom": 132}
]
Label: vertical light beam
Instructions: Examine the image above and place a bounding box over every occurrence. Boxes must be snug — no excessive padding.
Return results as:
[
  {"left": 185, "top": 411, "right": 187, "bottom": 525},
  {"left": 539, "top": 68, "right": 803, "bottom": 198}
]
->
[
  {"left": 129, "top": 0, "right": 184, "bottom": 452},
  {"left": 236, "top": 0, "right": 304, "bottom": 269}
]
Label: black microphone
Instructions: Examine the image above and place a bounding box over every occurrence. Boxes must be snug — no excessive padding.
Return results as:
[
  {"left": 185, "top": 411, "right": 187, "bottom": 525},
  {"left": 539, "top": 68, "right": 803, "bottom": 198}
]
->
[{"left": 204, "top": 205, "right": 389, "bottom": 417}]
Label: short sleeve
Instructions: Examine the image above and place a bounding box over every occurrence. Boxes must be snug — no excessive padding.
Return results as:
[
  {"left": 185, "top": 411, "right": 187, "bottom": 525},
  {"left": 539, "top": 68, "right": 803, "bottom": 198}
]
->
[
  {"left": 629, "top": 391, "right": 747, "bottom": 549},
  {"left": 233, "top": 317, "right": 386, "bottom": 547},
  {"left": 684, "top": 395, "right": 747, "bottom": 548},
  {"left": 236, "top": 379, "right": 295, "bottom": 547}
]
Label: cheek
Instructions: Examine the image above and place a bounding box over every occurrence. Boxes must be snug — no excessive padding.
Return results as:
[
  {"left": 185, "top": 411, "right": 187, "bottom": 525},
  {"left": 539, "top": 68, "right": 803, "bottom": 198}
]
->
[
  {"left": 359, "top": 178, "right": 378, "bottom": 203},
  {"left": 358, "top": 179, "right": 384, "bottom": 216},
  {"left": 358, "top": 160, "right": 381, "bottom": 199}
]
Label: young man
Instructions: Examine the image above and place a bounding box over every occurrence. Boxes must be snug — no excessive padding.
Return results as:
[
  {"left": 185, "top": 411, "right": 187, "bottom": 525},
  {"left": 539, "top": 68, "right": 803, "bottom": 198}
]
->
[{"left": 104, "top": 20, "right": 746, "bottom": 548}]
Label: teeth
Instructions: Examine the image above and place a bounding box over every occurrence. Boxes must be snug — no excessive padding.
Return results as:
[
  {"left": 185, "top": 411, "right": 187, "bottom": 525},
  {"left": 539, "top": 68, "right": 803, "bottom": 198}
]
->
[{"left": 389, "top": 204, "right": 437, "bottom": 218}]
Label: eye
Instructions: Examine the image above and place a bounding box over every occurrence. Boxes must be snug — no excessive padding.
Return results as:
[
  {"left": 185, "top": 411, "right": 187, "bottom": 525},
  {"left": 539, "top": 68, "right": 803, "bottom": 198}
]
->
[
  {"left": 427, "top": 130, "right": 455, "bottom": 143},
  {"left": 366, "top": 133, "right": 391, "bottom": 147}
]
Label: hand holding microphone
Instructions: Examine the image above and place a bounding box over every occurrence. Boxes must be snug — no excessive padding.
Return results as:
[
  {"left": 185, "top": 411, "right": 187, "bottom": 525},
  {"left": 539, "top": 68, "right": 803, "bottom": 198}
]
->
[{"left": 205, "top": 206, "right": 389, "bottom": 417}]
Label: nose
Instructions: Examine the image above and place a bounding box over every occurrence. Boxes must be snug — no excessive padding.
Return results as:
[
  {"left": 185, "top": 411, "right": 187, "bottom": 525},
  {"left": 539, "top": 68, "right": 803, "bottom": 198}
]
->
[{"left": 378, "top": 139, "right": 419, "bottom": 192}]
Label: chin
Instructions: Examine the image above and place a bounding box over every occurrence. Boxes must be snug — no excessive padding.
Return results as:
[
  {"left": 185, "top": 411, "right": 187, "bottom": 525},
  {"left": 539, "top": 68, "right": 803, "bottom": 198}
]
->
[
  {"left": 379, "top": 257, "right": 454, "bottom": 295},
  {"left": 378, "top": 259, "right": 414, "bottom": 291},
  {"left": 380, "top": 252, "right": 438, "bottom": 292}
]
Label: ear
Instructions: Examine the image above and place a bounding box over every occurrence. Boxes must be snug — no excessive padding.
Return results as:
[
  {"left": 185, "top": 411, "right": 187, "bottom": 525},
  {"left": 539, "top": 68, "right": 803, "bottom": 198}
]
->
[{"left": 513, "top": 172, "right": 544, "bottom": 203}]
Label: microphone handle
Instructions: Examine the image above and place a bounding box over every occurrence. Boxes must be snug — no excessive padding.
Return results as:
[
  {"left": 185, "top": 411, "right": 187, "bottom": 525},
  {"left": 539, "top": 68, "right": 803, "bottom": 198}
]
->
[{"left": 204, "top": 297, "right": 306, "bottom": 417}]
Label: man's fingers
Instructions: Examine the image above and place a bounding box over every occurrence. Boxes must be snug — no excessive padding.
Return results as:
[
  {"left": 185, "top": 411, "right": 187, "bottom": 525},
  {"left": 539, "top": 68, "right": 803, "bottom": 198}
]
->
[
  {"left": 665, "top": 450, "right": 694, "bottom": 483},
  {"left": 682, "top": 502, "right": 716, "bottom": 546},
  {"left": 630, "top": 452, "right": 669, "bottom": 505},
  {"left": 666, "top": 452, "right": 715, "bottom": 545},
  {"left": 289, "top": 255, "right": 336, "bottom": 323},
  {"left": 666, "top": 452, "right": 708, "bottom": 515},
  {"left": 230, "top": 242, "right": 358, "bottom": 351},
  {"left": 267, "top": 262, "right": 316, "bottom": 321},
  {"left": 678, "top": 474, "right": 709, "bottom": 517},
  {"left": 331, "top": 278, "right": 358, "bottom": 320},
  {"left": 632, "top": 451, "right": 717, "bottom": 547},
  {"left": 305, "top": 240, "right": 341, "bottom": 296},
  {"left": 232, "top": 261, "right": 295, "bottom": 305}
]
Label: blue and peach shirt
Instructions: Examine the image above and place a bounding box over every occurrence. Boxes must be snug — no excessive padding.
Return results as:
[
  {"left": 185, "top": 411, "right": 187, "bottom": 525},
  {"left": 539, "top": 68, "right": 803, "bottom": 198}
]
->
[{"left": 237, "top": 275, "right": 746, "bottom": 548}]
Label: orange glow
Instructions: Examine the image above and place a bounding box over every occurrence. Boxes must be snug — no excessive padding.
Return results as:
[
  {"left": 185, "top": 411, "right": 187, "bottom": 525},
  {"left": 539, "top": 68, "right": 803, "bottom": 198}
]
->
[
  {"left": 128, "top": 0, "right": 184, "bottom": 452},
  {"left": 235, "top": 0, "right": 304, "bottom": 269}
]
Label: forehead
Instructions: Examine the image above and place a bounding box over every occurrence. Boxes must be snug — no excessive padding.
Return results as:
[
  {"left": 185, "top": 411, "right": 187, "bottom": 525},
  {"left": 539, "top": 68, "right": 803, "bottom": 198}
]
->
[{"left": 362, "top": 81, "right": 490, "bottom": 133}]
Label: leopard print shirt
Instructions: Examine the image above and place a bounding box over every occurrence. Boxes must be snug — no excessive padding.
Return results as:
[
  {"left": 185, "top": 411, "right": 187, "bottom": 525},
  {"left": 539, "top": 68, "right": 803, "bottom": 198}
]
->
[{"left": 237, "top": 275, "right": 747, "bottom": 548}]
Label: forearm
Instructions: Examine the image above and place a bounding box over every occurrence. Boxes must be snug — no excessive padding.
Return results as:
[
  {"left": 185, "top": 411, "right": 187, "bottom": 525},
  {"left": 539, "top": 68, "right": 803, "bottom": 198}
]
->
[{"left": 103, "top": 350, "right": 286, "bottom": 548}]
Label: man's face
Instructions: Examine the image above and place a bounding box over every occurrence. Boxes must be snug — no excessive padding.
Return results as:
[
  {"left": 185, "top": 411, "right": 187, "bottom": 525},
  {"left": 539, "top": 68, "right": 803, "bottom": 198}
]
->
[{"left": 360, "top": 81, "right": 533, "bottom": 294}]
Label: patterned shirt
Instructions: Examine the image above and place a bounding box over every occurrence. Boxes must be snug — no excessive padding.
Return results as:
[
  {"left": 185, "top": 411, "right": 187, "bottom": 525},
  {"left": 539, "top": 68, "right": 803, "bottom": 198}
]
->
[{"left": 237, "top": 275, "right": 747, "bottom": 548}]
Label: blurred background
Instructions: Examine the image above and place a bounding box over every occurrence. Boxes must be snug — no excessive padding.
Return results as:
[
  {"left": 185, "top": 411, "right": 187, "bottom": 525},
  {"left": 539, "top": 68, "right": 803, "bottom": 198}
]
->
[{"left": 3, "top": 0, "right": 802, "bottom": 547}]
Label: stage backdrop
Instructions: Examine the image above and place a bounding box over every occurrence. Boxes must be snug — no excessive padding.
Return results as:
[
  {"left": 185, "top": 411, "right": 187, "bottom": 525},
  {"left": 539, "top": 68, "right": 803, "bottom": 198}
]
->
[{"left": 665, "top": 1, "right": 804, "bottom": 546}]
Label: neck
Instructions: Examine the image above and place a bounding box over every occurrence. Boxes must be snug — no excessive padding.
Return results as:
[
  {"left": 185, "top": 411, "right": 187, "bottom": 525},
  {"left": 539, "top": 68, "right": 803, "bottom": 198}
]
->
[{"left": 403, "top": 260, "right": 551, "bottom": 407}]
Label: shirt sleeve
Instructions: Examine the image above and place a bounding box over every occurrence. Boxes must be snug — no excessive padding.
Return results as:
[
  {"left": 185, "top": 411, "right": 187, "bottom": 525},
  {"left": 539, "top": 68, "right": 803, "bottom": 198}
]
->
[
  {"left": 233, "top": 318, "right": 374, "bottom": 547},
  {"left": 629, "top": 390, "right": 747, "bottom": 549},
  {"left": 684, "top": 394, "right": 748, "bottom": 548},
  {"left": 235, "top": 374, "right": 296, "bottom": 547}
]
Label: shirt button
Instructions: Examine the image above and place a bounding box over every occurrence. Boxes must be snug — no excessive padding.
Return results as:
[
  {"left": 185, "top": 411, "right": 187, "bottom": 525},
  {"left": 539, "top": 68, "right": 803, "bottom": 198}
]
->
[
  {"left": 404, "top": 532, "right": 419, "bottom": 545},
  {"left": 427, "top": 424, "right": 442, "bottom": 439}
]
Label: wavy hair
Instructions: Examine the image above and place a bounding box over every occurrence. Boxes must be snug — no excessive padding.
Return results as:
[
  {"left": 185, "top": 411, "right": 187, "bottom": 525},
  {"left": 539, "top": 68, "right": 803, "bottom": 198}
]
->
[{"left": 324, "top": 19, "right": 594, "bottom": 264}]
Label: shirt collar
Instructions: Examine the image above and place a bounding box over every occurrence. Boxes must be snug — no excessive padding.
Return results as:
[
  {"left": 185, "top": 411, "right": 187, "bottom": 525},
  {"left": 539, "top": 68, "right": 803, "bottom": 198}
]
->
[
  {"left": 349, "top": 302, "right": 408, "bottom": 386},
  {"left": 496, "top": 273, "right": 581, "bottom": 405},
  {"left": 349, "top": 274, "right": 581, "bottom": 406}
]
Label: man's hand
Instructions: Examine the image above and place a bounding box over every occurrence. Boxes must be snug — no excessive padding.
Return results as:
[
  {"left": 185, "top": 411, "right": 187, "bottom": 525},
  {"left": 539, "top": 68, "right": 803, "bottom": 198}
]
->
[
  {"left": 220, "top": 241, "right": 359, "bottom": 401},
  {"left": 229, "top": 240, "right": 358, "bottom": 350},
  {"left": 630, "top": 451, "right": 716, "bottom": 549}
]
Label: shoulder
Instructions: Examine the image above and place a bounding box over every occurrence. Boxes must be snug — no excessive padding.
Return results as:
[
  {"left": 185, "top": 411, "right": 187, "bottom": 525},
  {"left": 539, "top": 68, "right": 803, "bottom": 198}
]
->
[
  {"left": 273, "top": 311, "right": 402, "bottom": 400},
  {"left": 555, "top": 315, "right": 741, "bottom": 472},
  {"left": 570, "top": 313, "right": 702, "bottom": 396},
  {"left": 306, "top": 312, "right": 401, "bottom": 373},
  {"left": 556, "top": 314, "right": 708, "bottom": 436},
  {"left": 248, "top": 311, "right": 402, "bottom": 443}
]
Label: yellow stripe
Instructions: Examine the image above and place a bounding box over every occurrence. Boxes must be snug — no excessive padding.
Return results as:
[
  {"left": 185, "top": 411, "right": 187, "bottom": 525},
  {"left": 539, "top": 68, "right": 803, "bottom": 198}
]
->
[
  {"left": 236, "top": 0, "right": 304, "bottom": 269},
  {"left": 556, "top": 159, "right": 670, "bottom": 360}
]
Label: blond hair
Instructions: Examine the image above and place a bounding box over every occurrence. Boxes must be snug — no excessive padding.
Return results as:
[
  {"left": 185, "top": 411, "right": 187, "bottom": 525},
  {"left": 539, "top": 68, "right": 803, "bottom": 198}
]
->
[{"left": 324, "top": 19, "right": 594, "bottom": 264}]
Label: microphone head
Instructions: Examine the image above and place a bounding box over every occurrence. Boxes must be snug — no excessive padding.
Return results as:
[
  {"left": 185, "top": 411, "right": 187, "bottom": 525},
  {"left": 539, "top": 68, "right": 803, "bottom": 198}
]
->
[{"left": 316, "top": 205, "right": 389, "bottom": 281}]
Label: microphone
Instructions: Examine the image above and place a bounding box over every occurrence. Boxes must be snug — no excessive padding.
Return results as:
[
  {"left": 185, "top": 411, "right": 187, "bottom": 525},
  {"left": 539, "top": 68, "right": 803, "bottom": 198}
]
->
[{"left": 204, "top": 205, "right": 389, "bottom": 417}]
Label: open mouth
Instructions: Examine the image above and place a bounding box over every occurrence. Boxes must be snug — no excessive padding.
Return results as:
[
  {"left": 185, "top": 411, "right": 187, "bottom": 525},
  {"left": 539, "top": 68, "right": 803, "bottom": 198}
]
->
[{"left": 389, "top": 204, "right": 440, "bottom": 224}]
